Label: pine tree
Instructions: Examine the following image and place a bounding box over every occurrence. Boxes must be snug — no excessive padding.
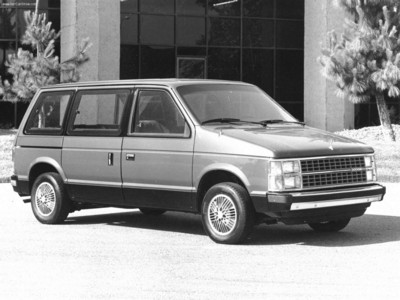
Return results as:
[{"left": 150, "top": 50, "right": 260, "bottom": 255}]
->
[
  {"left": 0, "top": 11, "right": 91, "bottom": 102},
  {"left": 319, "top": 0, "right": 400, "bottom": 141}
]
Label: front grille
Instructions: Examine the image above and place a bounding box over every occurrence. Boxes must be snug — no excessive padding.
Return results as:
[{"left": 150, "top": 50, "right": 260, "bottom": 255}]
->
[
  {"left": 303, "top": 171, "right": 367, "bottom": 188},
  {"left": 301, "top": 156, "right": 368, "bottom": 189},
  {"left": 301, "top": 157, "right": 365, "bottom": 173}
]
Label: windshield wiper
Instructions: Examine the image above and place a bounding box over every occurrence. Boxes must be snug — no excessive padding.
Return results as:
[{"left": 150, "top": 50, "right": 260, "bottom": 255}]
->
[
  {"left": 259, "top": 119, "right": 305, "bottom": 126},
  {"left": 201, "top": 118, "right": 304, "bottom": 127},
  {"left": 201, "top": 118, "right": 242, "bottom": 125}
]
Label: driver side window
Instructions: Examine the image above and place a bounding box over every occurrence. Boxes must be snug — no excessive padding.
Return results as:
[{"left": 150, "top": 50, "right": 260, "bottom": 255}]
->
[{"left": 132, "top": 90, "right": 190, "bottom": 137}]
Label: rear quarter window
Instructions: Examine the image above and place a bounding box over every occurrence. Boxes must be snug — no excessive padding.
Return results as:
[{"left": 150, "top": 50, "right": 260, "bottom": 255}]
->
[{"left": 24, "top": 91, "right": 73, "bottom": 135}]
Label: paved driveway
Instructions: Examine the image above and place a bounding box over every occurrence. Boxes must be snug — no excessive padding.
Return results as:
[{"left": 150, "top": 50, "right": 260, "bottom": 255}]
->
[{"left": 0, "top": 183, "right": 399, "bottom": 299}]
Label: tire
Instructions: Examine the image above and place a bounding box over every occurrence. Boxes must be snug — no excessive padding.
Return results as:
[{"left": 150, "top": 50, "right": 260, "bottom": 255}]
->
[
  {"left": 308, "top": 218, "right": 351, "bottom": 232},
  {"left": 201, "top": 182, "right": 254, "bottom": 244},
  {"left": 31, "top": 172, "right": 71, "bottom": 224},
  {"left": 139, "top": 208, "right": 166, "bottom": 215}
]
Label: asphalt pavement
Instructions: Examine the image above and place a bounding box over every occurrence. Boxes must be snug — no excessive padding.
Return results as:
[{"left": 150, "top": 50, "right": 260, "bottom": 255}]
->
[{"left": 0, "top": 183, "right": 399, "bottom": 299}]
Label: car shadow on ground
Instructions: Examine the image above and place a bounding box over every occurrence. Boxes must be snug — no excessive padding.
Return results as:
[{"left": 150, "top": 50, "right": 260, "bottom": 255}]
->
[
  {"left": 66, "top": 211, "right": 400, "bottom": 247},
  {"left": 249, "top": 214, "right": 400, "bottom": 247},
  {"left": 66, "top": 210, "right": 206, "bottom": 236}
]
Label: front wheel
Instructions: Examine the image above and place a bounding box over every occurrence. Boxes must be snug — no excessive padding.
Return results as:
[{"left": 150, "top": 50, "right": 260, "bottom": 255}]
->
[
  {"left": 201, "top": 183, "right": 254, "bottom": 244},
  {"left": 31, "top": 172, "right": 71, "bottom": 224},
  {"left": 308, "top": 218, "right": 351, "bottom": 232}
]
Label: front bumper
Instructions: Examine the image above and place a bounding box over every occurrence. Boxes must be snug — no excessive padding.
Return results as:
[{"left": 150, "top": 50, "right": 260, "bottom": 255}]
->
[
  {"left": 10, "top": 175, "right": 30, "bottom": 197},
  {"left": 252, "top": 184, "right": 386, "bottom": 224}
]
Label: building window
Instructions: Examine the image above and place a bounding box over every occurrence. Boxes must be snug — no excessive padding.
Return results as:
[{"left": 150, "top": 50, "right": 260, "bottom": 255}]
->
[{"left": 120, "top": 0, "right": 305, "bottom": 121}]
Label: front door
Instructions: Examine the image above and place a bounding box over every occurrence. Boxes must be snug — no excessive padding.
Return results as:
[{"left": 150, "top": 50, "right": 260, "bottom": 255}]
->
[
  {"left": 62, "top": 88, "right": 130, "bottom": 204},
  {"left": 122, "top": 88, "right": 196, "bottom": 211}
]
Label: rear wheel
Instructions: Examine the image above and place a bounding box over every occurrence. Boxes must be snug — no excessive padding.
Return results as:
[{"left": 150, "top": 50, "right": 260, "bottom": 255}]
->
[
  {"left": 31, "top": 172, "right": 71, "bottom": 224},
  {"left": 308, "top": 218, "right": 351, "bottom": 232},
  {"left": 201, "top": 182, "right": 254, "bottom": 244},
  {"left": 139, "top": 208, "right": 166, "bottom": 215}
]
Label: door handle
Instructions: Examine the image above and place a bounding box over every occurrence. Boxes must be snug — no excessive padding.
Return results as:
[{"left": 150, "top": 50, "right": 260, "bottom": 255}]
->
[
  {"left": 126, "top": 153, "right": 135, "bottom": 161},
  {"left": 108, "top": 153, "right": 113, "bottom": 166}
]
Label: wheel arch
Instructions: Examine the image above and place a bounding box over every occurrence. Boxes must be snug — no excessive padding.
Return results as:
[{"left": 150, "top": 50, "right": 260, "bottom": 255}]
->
[
  {"left": 195, "top": 164, "right": 250, "bottom": 212},
  {"left": 28, "top": 158, "right": 66, "bottom": 194}
]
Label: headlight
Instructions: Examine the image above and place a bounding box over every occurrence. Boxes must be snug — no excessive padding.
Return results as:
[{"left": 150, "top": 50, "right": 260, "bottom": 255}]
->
[
  {"left": 364, "top": 155, "right": 377, "bottom": 182},
  {"left": 268, "top": 160, "right": 302, "bottom": 191},
  {"left": 282, "top": 161, "right": 300, "bottom": 173},
  {"left": 364, "top": 156, "right": 372, "bottom": 168}
]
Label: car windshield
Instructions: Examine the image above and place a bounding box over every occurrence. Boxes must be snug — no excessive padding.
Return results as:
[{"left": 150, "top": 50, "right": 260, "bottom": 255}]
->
[{"left": 176, "top": 84, "right": 297, "bottom": 125}]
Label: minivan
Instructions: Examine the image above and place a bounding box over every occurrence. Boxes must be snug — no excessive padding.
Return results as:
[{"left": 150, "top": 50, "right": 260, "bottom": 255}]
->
[{"left": 11, "top": 79, "right": 386, "bottom": 244}]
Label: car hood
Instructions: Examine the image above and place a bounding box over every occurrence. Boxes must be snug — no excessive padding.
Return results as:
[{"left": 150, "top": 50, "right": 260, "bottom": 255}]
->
[{"left": 205, "top": 125, "right": 373, "bottom": 158}]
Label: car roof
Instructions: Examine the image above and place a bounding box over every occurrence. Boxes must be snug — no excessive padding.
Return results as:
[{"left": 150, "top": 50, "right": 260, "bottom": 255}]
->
[{"left": 40, "top": 79, "right": 253, "bottom": 90}]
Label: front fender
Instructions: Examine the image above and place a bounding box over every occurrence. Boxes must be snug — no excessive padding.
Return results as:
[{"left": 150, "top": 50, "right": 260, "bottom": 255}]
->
[{"left": 195, "top": 162, "right": 251, "bottom": 189}]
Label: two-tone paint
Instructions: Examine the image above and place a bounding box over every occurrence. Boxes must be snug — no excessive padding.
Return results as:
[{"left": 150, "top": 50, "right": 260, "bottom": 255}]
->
[{"left": 11, "top": 79, "right": 386, "bottom": 224}]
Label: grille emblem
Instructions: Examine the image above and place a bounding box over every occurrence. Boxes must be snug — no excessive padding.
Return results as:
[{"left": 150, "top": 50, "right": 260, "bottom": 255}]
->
[{"left": 328, "top": 139, "right": 334, "bottom": 151}]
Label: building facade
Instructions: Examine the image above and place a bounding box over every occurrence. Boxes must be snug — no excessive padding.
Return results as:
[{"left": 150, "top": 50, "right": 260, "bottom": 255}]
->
[{"left": 0, "top": 0, "right": 390, "bottom": 130}]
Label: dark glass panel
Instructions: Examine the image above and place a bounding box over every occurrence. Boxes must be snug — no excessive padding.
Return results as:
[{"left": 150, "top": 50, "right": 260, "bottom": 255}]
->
[
  {"left": 354, "top": 104, "right": 369, "bottom": 129},
  {"left": 121, "top": 14, "right": 138, "bottom": 45},
  {"left": 18, "top": 9, "right": 60, "bottom": 39},
  {"left": 208, "top": 0, "right": 240, "bottom": 16},
  {"left": 243, "top": 0, "right": 274, "bottom": 18},
  {"left": 141, "top": 15, "right": 174, "bottom": 45},
  {"left": 242, "top": 49, "right": 274, "bottom": 96},
  {"left": 355, "top": 103, "right": 379, "bottom": 128},
  {"left": 276, "top": 0, "right": 304, "bottom": 19},
  {"left": 0, "top": 8, "right": 16, "bottom": 38},
  {"left": 177, "top": 58, "right": 206, "bottom": 79},
  {"left": 121, "top": 0, "right": 138, "bottom": 13},
  {"left": 0, "top": 41, "right": 16, "bottom": 83},
  {"left": 140, "top": 0, "right": 174, "bottom": 15},
  {"left": 387, "top": 102, "right": 400, "bottom": 124},
  {"left": 0, "top": 0, "right": 34, "bottom": 7},
  {"left": 0, "top": 101, "right": 28, "bottom": 126},
  {"left": 18, "top": 41, "right": 34, "bottom": 53},
  {"left": 53, "top": 41, "right": 60, "bottom": 58},
  {"left": 0, "top": 102, "right": 14, "bottom": 124},
  {"left": 47, "top": 8, "right": 60, "bottom": 32},
  {"left": 280, "top": 103, "right": 303, "bottom": 121},
  {"left": 177, "top": 0, "right": 205, "bottom": 15},
  {"left": 275, "top": 50, "right": 304, "bottom": 102},
  {"left": 243, "top": 19, "right": 274, "bottom": 48},
  {"left": 369, "top": 102, "right": 379, "bottom": 126},
  {"left": 140, "top": 46, "right": 175, "bottom": 78},
  {"left": 48, "top": 0, "right": 60, "bottom": 9},
  {"left": 276, "top": 20, "right": 304, "bottom": 49},
  {"left": 208, "top": 17, "right": 240, "bottom": 46},
  {"left": 177, "top": 47, "right": 206, "bottom": 56},
  {"left": 17, "top": 9, "right": 33, "bottom": 39},
  {"left": 208, "top": 47, "right": 240, "bottom": 80},
  {"left": 0, "top": 0, "right": 59, "bottom": 9},
  {"left": 120, "top": 45, "right": 139, "bottom": 79},
  {"left": 177, "top": 17, "right": 205, "bottom": 46}
]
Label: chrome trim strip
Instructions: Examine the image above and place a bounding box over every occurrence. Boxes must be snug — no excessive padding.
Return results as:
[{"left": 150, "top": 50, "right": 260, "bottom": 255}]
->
[
  {"left": 269, "top": 153, "right": 374, "bottom": 162},
  {"left": 290, "top": 185, "right": 383, "bottom": 198},
  {"left": 271, "top": 181, "right": 376, "bottom": 192},
  {"left": 290, "top": 195, "right": 383, "bottom": 211},
  {"left": 66, "top": 179, "right": 121, "bottom": 187},
  {"left": 18, "top": 175, "right": 29, "bottom": 181},
  {"left": 301, "top": 167, "right": 373, "bottom": 175},
  {"left": 61, "top": 179, "right": 196, "bottom": 192},
  {"left": 123, "top": 183, "right": 195, "bottom": 192},
  {"left": 250, "top": 191, "right": 267, "bottom": 197}
]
